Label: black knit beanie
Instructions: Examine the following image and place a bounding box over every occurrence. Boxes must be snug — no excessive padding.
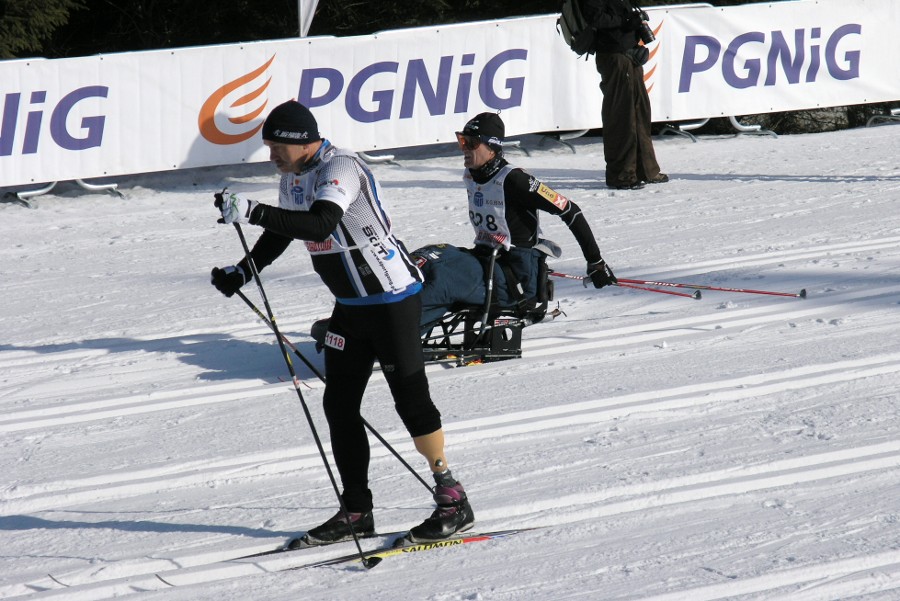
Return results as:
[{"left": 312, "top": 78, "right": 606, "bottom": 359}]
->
[
  {"left": 459, "top": 112, "right": 505, "bottom": 152},
  {"left": 262, "top": 100, "right": 321, "bottom": 144}
]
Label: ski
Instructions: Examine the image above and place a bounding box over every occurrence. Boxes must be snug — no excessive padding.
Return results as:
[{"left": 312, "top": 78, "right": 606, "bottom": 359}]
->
[
  {"left": 234, "top": 531, "right": 405, "bottom": 560},
  {"left": 143, "top": 528, "right": 536, "bottom": 587},
  {"left": 292, "top": 528, "right": 535, "bottom": 570}
]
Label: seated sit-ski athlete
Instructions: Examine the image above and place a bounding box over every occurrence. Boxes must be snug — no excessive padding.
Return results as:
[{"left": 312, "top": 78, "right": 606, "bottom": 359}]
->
[{"left": 415, "top": 112, "right": 618, "bottom": 329}]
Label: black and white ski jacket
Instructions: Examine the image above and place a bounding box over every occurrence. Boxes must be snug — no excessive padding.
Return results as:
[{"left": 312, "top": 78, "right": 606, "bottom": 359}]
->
[{"left": 242, "top": 140, "right": 423, "bottom": 305}]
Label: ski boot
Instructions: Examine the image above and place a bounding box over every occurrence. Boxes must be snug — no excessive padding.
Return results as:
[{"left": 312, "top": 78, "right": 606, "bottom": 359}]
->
[
  {"left": 406, "top": 480, "right": 475, "bottom": 543},
  {"left": 287, "top": 509, "right": 375, "bottom": 549}
]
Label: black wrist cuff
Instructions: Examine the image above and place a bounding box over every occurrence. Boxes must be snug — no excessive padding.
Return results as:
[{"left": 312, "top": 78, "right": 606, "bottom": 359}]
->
[{"left": 249, "top": 203, "right": 265, "bottom": 226}]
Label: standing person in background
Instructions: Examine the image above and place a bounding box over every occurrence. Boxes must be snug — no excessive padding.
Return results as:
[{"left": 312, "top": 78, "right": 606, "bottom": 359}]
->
[
  {"left": 583, "top": 0, "right": 668, "bottom": 190},
  {"left": 210, "top": 100, "right": 475, "bottom": 545}
]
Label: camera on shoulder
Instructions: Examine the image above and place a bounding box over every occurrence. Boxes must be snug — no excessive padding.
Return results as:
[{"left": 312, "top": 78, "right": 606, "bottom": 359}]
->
[
  {"left": 631, "top": 6, "right": 655, "bottom": 44},
  {"left": 638, "top": 21, "right": 655, "bottom": 44}
]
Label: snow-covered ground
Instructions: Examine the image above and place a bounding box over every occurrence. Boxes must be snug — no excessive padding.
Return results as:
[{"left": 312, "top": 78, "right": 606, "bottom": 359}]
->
[{"left": 2, "top": 122, "right": 899, "bottom": 601}]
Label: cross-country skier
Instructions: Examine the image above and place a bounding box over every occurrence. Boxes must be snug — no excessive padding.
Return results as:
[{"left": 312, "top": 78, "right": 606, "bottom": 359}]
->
[{"left": 210, "top": 100, "right": 474, "bottom": 545}]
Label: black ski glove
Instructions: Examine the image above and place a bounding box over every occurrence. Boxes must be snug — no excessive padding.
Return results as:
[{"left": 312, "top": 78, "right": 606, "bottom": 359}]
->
[
  {"left": 587, "top": 259, "right": 617, "bottom": 289},
  {"left": 210, "top": 265, "right": 247, "bottom": 297}
]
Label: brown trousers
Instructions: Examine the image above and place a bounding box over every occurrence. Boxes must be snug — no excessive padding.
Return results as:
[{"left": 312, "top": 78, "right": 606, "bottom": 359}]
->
[{"left": 595, "top": 52, "right": 661, "bottom": 187}]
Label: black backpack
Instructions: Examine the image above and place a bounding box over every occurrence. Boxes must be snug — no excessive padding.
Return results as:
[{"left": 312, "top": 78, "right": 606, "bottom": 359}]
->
[{"left": 557, "top": 0, "right": 596, "bottom": 57}]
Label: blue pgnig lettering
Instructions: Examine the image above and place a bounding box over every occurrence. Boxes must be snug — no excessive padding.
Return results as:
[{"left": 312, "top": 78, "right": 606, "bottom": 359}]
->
[
  {"left": 298, "top": 49, "right": 528, "bottom": 123},
  {"left": 679, "top": 25, "right": 862, "bottom": 92},
  {"left": 0, "top": 86, "right": 108, "bottom": 156}
]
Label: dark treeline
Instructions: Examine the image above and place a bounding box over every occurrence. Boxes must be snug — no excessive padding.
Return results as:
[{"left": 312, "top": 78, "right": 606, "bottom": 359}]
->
[{"left": 4, "top": 0, "right": 762, "bottom": 59}]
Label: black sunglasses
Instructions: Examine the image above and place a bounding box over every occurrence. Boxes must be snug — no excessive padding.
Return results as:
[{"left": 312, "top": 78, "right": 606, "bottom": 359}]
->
[{"left": 455, "top": 132, "right": 482, "bottom": 151}]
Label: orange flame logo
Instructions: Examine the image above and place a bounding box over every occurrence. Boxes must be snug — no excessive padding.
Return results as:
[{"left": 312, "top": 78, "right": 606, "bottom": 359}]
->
[
  {"left": 643, "top": 21, "right": 664, "bottom": 94},
  {"left": 198, "top": 55, "right": 275, "bottom": 145}
]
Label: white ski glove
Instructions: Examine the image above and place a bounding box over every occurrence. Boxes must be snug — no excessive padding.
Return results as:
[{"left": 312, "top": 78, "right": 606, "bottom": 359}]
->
[{"left": 215, "top": 191, "right": 258, "bottom": 224}]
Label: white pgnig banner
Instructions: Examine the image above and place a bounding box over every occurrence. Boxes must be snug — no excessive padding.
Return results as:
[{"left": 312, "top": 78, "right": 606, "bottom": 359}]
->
[{"left": 0, "top": 0, "right": 897, "bottom": 187}]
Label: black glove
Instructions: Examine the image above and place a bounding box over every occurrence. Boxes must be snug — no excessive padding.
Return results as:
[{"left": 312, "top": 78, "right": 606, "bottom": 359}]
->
[
  {"left": 587, "top": 259, "right": 617, "bottom": 289},
  {"left": 210, "top": 265, "right": 247, "bottom": 297}
]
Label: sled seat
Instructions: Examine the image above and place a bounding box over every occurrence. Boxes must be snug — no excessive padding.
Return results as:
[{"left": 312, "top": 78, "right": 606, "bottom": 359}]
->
[{"left": 420, "top": 255, "right": 556, "bottom": 365}]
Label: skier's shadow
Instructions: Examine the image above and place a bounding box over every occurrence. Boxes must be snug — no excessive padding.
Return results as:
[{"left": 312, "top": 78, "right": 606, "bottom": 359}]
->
[
  {"left": 0, "top": 514, "right": 294, "bottom": 539},
  {"left": 0, "top": 332, "right": 324, "bottom": 382}
]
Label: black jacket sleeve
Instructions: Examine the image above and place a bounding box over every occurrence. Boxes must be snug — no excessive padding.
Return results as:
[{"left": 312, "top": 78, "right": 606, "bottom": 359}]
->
[
  {"left": 236, "top": 229, "right": 292, "bottom": 275},
  {"left": 503, "top": 169, "right": 603, "bottom": 264},
  {"left": 558, "top": 199, "right": 604, "bottom": 265},
  {"left": 234, "top": 200, "right": 344, "bottom": 275},
  {"left": 250, "top": 200, "right": 344, "bottom": 242}
]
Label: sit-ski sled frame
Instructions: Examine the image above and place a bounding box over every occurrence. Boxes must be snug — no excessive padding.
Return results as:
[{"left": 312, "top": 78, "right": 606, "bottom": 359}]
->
[{"left": 420, "top": 250, "right": 560, "bottom": 366}]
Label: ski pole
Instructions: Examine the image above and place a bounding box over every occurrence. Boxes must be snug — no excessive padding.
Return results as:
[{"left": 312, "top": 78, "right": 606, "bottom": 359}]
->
[
  {"left": 476, "top": 247, "right": 499, "bottom": 341},
  {"left": 615, "top": 278, "right": 807, "bottom": 298},
  {"left": 235, "top": 290, "right": 326, "bottom": 382},
  {"left": 234, "top": 289, "right": 433, "bottom": 493},
  {"left": 231, "top": 223, "right": 381, "bottom": 569},
  {"left": 616, "top": 281, "right": 701, "bottom": 299},
  {"left": 549, "top": 271, "right": 588, "bottom": 283},
  {"left": 550, "top": 271, "right": 700, "bottom": 299}
]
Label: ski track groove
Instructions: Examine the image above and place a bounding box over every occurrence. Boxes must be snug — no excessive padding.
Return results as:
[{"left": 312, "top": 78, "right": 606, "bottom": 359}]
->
[
  {"left": 630, "top": 552, "right": 900, "bottom": 601},
  {"left": 0, "top": 380, "right": 290, "bottom": 433},
  {"left": 525, "top": 282, "right": 899, "bottom": 356},
  {"left": 629, "top": 235, "right": 900, "bottom": 280}
]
